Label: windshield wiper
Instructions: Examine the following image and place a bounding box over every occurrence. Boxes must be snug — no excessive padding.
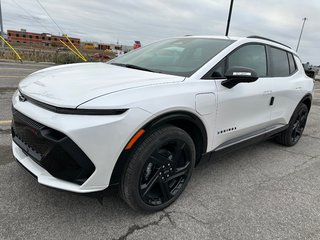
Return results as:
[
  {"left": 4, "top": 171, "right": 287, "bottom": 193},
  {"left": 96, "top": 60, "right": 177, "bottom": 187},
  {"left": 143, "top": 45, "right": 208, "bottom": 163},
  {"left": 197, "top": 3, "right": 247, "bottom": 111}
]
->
[{"left": 110, "top": 63, "right": 155, "bottom": 72}]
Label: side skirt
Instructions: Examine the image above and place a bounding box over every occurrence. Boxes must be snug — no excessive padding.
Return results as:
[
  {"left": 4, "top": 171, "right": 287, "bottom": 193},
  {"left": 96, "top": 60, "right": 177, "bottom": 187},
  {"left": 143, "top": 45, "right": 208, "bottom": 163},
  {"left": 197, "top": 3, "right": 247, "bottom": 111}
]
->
[{"left": 202, "top": 124, "right": 288, "bottom": 160}]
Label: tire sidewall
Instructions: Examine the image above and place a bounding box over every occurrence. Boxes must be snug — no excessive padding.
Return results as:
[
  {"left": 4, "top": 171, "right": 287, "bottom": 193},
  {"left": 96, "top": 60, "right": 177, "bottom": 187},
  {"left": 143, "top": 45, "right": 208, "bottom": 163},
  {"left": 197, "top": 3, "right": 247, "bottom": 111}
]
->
[
  {"left": 286, "top": 103, "right": 308, "bottom": 145},
  {"left": 122, "top": 126, "right": 196, "bottom": 212}
]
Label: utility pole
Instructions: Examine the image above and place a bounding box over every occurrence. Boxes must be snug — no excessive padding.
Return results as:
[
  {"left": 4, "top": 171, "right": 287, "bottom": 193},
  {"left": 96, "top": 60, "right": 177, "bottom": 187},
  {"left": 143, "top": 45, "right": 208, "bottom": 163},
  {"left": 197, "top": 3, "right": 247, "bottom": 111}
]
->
[
  {"left": 296, "top": 17, "right": 307, "bottom": 52},
  {"left": 0, "top": 0, "right": 4, "bottom": 47},
  {"left": 225, "top": 0, "right": 234, "bottom": 36}
]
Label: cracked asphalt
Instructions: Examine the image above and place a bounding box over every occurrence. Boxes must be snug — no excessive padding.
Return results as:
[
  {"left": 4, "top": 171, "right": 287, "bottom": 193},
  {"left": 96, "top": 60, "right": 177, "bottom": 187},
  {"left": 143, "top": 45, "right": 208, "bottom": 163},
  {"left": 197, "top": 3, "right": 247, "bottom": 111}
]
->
[{"left": 1, "top": 61, "right": 320, "bottom": 240}]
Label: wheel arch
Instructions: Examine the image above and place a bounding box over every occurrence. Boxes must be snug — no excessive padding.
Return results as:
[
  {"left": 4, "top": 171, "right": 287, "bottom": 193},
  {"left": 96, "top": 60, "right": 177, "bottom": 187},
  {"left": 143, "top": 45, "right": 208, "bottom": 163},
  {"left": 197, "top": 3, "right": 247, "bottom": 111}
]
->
[
  {"left": 109, "top": 110, "right": 208, "bottom": 186},
  {"left": 285, "top": 93, "right": 312, "bottom": 126},
  {"left": 299, "top": 93, "right": 312, "bottom": 112}
]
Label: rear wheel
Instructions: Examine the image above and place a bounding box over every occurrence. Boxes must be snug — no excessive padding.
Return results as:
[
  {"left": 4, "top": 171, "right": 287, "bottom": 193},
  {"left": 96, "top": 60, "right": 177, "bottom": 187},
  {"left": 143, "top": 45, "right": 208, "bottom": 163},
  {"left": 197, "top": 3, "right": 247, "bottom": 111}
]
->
[
  {"left": 276, "top": 103, "right": 309, "bottom": 146},
  {"left": 120, "top": 125, "right": 196, "bottom": 212}
]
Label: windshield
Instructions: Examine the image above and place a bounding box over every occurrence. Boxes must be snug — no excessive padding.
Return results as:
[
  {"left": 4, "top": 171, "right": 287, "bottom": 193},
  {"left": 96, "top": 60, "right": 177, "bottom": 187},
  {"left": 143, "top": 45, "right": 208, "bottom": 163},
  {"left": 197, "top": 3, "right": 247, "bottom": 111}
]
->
[{"left": 109, "top": 38, "right": 235, "bottom": 77}]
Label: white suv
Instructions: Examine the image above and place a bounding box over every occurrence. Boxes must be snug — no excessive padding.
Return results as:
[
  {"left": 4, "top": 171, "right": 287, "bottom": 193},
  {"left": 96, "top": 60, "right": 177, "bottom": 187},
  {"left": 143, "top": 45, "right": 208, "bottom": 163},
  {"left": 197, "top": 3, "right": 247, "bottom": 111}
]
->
[{"left": 12, "top": 36, "right": 314, "bottom": 211}]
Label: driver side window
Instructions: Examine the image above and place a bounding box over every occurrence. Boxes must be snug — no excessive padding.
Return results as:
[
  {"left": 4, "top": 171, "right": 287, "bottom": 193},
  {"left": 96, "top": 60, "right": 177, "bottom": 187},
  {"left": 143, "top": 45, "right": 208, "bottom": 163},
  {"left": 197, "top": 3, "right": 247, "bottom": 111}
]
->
[{"left": 209, "top": 44, "right": 267, "bottom": 79}]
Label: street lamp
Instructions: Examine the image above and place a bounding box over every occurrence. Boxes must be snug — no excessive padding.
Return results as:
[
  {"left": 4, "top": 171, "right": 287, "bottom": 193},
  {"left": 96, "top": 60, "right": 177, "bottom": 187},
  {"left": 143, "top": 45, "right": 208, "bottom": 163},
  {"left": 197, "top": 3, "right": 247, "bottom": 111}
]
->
[
  {"left": 0, "top": 0, "right": 4, "bottom": 47},
  {"left": 296, "top": 17, "right": 307, "bottom": 52}
]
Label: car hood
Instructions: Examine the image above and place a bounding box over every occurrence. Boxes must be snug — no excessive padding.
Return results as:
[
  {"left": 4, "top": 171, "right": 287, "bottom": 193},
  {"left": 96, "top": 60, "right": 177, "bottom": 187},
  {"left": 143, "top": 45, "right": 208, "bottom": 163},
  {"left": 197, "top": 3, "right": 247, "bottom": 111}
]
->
[{"left": 19, "top": 62, "right": 185, "bottom": 108}]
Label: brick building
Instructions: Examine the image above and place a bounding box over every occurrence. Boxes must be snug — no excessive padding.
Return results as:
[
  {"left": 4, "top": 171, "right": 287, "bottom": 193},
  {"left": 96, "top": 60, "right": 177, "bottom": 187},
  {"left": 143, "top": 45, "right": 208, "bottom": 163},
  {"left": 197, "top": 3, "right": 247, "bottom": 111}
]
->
[{"left": 7, "top": 29, "right": 80, "bottom": 47}]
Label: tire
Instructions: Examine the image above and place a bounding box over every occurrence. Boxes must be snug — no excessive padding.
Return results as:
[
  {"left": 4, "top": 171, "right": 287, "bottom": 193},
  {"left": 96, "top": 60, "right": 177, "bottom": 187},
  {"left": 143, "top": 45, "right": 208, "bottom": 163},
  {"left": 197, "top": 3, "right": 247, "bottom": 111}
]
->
[
  {"left": 120, "top": 125, "right": 196, "bottom": 212},
  {"left": 276, "top": 103, "right": 309, "bottom": 146}
]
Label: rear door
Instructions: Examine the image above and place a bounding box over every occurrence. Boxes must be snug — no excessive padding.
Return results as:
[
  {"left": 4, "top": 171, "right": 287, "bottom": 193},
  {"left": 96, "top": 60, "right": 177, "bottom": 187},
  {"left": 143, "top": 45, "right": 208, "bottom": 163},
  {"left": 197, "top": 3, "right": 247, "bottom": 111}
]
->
[{"left": 266, "top": 47, "right": 305, "bottom": 126}]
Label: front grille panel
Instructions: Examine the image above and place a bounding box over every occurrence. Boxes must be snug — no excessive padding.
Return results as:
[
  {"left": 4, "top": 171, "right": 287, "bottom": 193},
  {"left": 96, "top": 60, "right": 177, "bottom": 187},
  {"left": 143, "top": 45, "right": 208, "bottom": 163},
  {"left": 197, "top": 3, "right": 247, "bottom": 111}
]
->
[
  {"left": 12, "top": 108, "right": 95, "bottom": 184},
  {"left": 12, "top": 110, "right": 52, "bottom": 161},
  {"left": 13, "top": 109, "right": 44, "bottom": 129}
]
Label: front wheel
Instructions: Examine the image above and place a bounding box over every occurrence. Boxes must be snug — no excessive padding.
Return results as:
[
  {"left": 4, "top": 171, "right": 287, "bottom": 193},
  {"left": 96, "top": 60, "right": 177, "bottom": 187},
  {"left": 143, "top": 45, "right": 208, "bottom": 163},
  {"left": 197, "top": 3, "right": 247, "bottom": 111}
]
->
[
  {"left": 276, "top": 103, "right": 309, "bottom": 146},
  {"left": 120, "top": 125, "right": 196, "bottom": 212}
]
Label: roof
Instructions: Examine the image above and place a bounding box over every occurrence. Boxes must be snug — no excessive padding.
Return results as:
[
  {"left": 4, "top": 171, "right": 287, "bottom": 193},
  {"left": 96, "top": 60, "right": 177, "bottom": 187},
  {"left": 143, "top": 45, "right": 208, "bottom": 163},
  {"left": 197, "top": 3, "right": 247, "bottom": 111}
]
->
[{"left": 181, "top": 35, "right": 293, "bottom": 52}]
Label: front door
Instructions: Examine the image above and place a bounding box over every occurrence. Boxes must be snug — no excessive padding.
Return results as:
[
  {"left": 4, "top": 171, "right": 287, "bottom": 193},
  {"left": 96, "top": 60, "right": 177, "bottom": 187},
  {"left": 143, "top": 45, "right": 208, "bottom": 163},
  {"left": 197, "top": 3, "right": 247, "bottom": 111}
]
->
[{"left": 210, "top": 44, "right": 274, "bottom": 149}]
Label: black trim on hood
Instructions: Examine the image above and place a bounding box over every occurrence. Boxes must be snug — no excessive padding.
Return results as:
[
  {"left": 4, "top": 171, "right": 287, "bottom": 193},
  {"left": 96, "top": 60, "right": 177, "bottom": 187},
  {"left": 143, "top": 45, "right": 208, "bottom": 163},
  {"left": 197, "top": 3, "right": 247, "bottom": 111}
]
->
[{"left": 19, "top": 91, "right": 128, "bottom": 115}]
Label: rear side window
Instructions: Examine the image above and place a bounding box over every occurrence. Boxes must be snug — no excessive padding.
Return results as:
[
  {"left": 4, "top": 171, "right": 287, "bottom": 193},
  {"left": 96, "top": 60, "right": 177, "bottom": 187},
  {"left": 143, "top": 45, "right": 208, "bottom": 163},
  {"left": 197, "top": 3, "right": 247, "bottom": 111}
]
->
[
  {"left": 269, "top": 47, "right": 290, "bottom": 77},
  {"left": 288, "top": 53, "right": 297, "bottom": 74}
]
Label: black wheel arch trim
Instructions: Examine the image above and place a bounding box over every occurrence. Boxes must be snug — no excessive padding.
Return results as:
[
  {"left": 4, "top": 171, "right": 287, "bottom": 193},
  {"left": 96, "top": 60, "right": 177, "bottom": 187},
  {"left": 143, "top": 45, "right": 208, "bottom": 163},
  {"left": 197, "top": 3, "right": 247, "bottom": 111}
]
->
[
  {"left": 109, "top": 110, "right": 208, "bottom": 186},
  {"left": 298, "top": 93, "right": 312, "bottom": 111},
  {"left": 284, "top": 93, "right": 312, "bottom": 127},
  {"left": 144, "top": 111, "right": 208, "bottom": 151}
]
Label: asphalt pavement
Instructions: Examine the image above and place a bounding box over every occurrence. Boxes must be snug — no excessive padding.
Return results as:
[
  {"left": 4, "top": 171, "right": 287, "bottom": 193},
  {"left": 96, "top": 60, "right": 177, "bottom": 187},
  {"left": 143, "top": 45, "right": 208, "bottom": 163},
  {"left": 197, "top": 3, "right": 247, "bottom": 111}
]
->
[{"left": 1, "top": 61, "right": 320, "bottom": 240}]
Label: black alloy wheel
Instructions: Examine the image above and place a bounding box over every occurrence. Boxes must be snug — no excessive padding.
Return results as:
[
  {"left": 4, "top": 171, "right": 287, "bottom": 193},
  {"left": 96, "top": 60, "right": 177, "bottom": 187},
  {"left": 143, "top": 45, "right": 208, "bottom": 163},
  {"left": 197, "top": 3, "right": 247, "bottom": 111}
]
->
[
  {"left": 276, "top": 103, "right": 309, "bottom": 146},
  {"left": 291, "top": 106, "right": 308, "bottom": 144},
  {"left": 139, "top": 139, "right": 192, "bottom": 206},
  {"left": 121, "top": 125, "right": 196, "bottom": 212}
]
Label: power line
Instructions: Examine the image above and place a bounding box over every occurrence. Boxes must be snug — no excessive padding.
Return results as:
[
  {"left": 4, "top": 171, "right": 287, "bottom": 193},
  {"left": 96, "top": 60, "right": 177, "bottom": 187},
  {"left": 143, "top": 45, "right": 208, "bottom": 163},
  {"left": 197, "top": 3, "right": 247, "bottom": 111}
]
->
[
  {"left": 12, "top": 0, "right": 52, "bottom": 33},
  {"left": 35, "top": 0, "right": 64, "bottom": 34}
]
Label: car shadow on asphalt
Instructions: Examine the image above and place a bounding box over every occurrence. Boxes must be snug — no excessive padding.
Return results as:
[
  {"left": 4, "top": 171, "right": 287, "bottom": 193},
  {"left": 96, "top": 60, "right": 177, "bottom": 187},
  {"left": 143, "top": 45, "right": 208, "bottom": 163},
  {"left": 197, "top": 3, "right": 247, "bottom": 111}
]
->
[{"left": 7, "top": 139, "right": 280, "bottom": 215}]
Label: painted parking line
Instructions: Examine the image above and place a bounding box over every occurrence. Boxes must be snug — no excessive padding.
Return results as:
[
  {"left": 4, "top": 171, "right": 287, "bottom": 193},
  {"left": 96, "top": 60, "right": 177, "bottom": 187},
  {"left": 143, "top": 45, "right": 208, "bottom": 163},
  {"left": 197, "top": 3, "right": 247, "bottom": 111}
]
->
[
  {"left": 0, "top": 62, "right": 54, "bottom": 67},
  {"left": 1, "top": 67, "right": 40, "bottom": 71},
  {"left": 0, "top": 120, "right": 12, "bottom": 125},
  {"left": 0, "top": 65, "right": 52, "bottom": 69},
  {"left": 0, "top": 76, "right": 27, "bottom": 78}
]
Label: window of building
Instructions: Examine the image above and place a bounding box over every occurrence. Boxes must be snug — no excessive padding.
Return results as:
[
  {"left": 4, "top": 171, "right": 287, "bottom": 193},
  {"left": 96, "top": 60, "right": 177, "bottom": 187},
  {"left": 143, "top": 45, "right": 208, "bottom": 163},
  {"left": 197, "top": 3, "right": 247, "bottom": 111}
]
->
[
  {"left": 269, "top": 47, "right": 290, "bottom": 77},
  {"left": 42, "top": 37, "right": 45, "bottom": 40},
  {"left": 54, "top": 38, "right": 57, "bottom": 41},
  {"left": 8, "top": 33, "right": 11, "bottom": 36},
  {"left": 48, "top": 38, "right": 51, "bottom": 41},
  {"left": 16, "top": 34, "right": 19, "bottom": 37},
  {"left": 29, "top": 35, "right": 32, "bottom": 38},
  {"left": 23, "top": 35, "right": 26, "bottom": 38},
  {"left": 36, "top": 36, "right": 39, "bottom": 39}
]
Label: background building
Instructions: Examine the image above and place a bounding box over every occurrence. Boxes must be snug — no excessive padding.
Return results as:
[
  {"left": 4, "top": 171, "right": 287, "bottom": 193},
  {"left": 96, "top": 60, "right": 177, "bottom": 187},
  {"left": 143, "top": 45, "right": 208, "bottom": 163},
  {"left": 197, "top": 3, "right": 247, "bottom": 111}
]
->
[{"left": 7, "top": 29, "right": 80, "bottom": 47}]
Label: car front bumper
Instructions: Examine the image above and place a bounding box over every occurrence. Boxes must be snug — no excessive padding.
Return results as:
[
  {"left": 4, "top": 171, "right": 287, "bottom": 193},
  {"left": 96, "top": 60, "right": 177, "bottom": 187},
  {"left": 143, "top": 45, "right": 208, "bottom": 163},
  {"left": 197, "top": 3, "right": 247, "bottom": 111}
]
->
[{"left": 12, "top": 91, "right": 152, "bottom": 193}]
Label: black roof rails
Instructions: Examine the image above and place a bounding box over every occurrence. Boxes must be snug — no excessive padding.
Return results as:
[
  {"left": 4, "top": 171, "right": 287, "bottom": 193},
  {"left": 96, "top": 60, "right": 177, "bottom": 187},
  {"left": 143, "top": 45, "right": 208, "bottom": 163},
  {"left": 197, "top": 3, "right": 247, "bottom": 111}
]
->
[{"left": 247, "top": 35, "right": 291, "bottom": 49}]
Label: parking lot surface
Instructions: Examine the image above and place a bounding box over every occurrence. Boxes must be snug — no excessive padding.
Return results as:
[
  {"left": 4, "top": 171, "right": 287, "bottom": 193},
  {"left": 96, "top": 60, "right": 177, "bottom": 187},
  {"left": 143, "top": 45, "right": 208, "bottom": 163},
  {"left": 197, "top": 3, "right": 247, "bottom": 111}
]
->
[{"left": 1, "top": 61, "right": 320, "bottom": 240}]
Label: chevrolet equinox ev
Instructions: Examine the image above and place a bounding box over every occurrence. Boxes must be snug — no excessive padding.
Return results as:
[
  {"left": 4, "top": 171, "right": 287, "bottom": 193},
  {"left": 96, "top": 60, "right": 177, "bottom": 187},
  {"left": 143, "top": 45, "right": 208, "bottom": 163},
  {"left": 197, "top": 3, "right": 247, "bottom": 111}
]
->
[{"left": 11, "top": 36, "right": 314, "bottom": 211}]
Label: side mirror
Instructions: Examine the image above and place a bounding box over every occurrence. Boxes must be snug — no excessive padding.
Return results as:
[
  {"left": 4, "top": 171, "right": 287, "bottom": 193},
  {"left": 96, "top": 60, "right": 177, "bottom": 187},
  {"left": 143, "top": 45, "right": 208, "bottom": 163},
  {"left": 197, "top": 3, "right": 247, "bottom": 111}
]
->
[{"left": 221, "top": 66, "right": 259, "bottom": 89}]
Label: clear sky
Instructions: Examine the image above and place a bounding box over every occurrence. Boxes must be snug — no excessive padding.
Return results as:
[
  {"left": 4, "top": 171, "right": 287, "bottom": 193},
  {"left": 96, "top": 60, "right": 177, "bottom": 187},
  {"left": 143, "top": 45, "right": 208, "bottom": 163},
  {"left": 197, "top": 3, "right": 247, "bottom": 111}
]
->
[{"left": 1, "top": 0, "right": 319, "bottom": 65}]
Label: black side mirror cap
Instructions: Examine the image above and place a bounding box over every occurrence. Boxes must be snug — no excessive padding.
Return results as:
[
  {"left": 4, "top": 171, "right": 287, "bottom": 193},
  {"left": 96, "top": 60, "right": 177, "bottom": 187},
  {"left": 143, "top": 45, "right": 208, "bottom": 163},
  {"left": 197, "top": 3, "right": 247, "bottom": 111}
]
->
[{"left": 222, "top": 66, "right": 259, "bottom": 88}]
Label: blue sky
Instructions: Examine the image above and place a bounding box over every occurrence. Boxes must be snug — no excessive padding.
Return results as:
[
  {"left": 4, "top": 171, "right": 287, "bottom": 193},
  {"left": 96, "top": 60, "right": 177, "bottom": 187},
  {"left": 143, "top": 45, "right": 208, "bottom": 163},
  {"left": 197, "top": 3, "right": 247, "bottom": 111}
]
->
[{"left": 2, "top": 0, "right": 320, "bottom": 64}]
